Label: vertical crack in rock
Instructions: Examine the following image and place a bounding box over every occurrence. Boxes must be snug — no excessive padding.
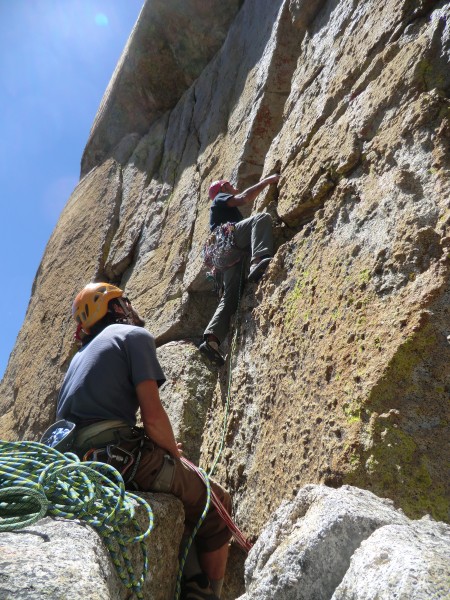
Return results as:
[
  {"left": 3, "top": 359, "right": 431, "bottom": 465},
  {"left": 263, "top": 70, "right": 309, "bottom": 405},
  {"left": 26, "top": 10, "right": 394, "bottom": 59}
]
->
[
  {"left": 103, "top": 113, "right": 172, "bottom": 282},
  {"left": 96, "top": 166, "right": 124, "bottom": 282},
  {"left": 152, "top": 84, "right": 217, "bottom": 345}
]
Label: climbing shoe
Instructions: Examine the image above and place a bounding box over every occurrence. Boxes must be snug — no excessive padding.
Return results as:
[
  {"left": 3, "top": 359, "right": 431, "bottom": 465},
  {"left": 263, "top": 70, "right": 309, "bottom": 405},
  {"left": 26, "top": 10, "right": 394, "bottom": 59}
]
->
[
  {"left": 248, "top": 256, "right": 272, "bottom": 283},
  {"left": 199, "top": 340, "right": 225, "bottom": 367},
  {"left": 181, "top": 573, "right": 220, "bottom": 600}
]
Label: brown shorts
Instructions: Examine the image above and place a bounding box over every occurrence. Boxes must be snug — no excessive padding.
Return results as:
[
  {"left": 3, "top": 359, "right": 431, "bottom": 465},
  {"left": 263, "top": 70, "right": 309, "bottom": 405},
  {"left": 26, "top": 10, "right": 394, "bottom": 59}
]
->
[
  {"left": 75, "top": 426, "right": 232, "bottom": 553},
  {"left": 133, "top": 440, "right": 232, "bottom": 553}
]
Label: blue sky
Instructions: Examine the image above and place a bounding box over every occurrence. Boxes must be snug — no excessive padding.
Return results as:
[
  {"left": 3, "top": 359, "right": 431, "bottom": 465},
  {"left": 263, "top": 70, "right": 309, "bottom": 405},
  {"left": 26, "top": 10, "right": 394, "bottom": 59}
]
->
[{"left": 0, "top": 0, "right": 144, "bottom": 379}]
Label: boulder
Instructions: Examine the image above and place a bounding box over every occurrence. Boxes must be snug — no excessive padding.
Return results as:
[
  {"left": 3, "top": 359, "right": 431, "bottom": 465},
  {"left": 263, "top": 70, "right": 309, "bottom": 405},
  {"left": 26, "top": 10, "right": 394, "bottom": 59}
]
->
[
  {"left": 333, "top": 518, "right": 450, "bottom": 600},
  {"left": 238, "top": 485, "right": 450, "bottom": 600},
  {"left": 0, "top": 493, "right": 184, "bottom": 600}
]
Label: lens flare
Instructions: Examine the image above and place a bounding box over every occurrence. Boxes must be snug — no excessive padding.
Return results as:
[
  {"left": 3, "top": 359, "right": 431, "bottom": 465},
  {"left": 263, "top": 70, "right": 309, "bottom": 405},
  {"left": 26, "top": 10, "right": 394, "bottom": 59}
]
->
[{"left": 95, "top": 13, "right": 109, "bottom": 27}]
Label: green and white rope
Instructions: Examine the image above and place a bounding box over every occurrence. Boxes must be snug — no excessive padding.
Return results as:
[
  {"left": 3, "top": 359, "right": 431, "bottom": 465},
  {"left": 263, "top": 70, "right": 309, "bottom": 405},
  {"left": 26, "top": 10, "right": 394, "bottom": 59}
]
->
[
  {"left": 0, "top": 440, "right": 153, "bottom": 599},
  {"left": 174, "top": 460, "right": 212, "bottom": 600}
]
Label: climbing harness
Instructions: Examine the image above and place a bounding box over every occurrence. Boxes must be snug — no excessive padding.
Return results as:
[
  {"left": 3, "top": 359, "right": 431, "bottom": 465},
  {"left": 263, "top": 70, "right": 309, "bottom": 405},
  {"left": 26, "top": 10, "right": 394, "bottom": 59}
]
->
[
  {"left": 202, "top": 223, "right": 245, "bottom": 275},
  {"left": 80, "top": 426, "right": 147, "bottom": 487},
  {"left": 83, "top": 443, "right": 138, "bottom": 482},
  {"left": 0, "top": 440, "right": 153, "bottom": 599}
]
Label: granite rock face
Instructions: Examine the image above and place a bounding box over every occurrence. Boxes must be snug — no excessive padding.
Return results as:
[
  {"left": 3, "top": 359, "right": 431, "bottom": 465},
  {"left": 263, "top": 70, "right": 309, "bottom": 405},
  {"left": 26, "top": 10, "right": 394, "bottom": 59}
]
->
[
  {"left": 157, "top": 341, "right": 218, "bottom": 464},
  {"left": 0, "top": 0, "right": 449, "bottom": 596},
  {"left": 238, "top": 485, "right": 450, "bottom": 600},
  {"left": 199, "top": 0, "right": 450, "bottom": 534},
  {"left": 81, "top": 0, "right": 242, "bottom": 176}
]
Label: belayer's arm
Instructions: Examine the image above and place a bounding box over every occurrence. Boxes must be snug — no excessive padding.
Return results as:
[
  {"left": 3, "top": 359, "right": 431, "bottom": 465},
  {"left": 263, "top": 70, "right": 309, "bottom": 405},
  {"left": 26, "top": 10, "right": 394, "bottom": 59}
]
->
[{"left": 136, "top": 379, "right": 181, "bottom": 458}]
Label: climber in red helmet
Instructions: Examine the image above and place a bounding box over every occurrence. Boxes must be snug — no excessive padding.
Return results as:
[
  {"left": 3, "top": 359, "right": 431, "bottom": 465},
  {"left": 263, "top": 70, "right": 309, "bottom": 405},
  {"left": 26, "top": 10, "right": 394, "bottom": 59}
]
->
[{"left": 200, "top": 173, "right": 280, "bottom": 366}]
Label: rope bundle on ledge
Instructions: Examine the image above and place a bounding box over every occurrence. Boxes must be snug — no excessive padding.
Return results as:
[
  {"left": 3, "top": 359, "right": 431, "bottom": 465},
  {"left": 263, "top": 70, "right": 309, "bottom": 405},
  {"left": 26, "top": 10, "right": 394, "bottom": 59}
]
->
[{"left": 0, "top": 440, "right": 153, "bottom": 599}]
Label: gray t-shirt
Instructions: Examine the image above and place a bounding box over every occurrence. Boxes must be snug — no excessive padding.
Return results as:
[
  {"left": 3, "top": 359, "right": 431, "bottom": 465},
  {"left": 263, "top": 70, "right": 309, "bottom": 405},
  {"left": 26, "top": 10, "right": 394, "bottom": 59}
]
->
[{"left": 57, "top": 324, "right": 166, "bottom": 426}]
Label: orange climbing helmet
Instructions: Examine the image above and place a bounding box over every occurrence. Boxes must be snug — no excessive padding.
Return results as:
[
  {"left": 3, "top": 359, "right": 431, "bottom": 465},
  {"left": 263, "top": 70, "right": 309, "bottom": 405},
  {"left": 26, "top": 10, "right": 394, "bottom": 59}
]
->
[
  {"left": 208, "top": 179, "right": 229, "bottom": 200},
  {"left": 72, "top": 282, "right": 123, "bottom": 333}
]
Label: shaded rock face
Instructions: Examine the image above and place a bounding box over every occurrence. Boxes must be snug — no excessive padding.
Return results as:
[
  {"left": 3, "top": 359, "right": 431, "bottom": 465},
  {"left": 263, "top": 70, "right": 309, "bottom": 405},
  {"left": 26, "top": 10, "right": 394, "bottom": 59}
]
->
[
  {"left": 238, "top": 485, "right": 450, "bottom": 600},
  {"left": 157, "top": 340, "right": 218, "bottom": 463},
  {"left": 81, "top": 0, "right": 242, "bottom": 176},
  {"left": 0, "top": 0, "right": 449, "bottom": 588}
]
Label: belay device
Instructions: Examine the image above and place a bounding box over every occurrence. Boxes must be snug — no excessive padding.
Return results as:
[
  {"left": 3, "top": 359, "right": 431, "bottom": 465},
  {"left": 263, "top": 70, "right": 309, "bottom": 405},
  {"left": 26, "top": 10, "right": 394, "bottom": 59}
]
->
[{"left": 40, "top": 419, "right": 76, "bottom": 452}]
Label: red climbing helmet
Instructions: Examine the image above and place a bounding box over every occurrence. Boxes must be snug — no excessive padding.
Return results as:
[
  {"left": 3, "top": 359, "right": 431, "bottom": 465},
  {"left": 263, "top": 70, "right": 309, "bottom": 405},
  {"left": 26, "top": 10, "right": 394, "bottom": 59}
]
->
[{"left": 208, "top": 179, "right": 229, "bottom": 200}]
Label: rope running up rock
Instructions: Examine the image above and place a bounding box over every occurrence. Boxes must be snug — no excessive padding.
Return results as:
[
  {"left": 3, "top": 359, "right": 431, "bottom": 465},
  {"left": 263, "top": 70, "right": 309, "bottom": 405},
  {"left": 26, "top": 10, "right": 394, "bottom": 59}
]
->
[
  {"left": 208, "top": 262, "right": 245, "bottom": 478},
  {"left": 0, "top": 440, "right": 153, "bottom": 599},
  {"left": 174, "top": 460, "right": 212, "bottom": 600}
]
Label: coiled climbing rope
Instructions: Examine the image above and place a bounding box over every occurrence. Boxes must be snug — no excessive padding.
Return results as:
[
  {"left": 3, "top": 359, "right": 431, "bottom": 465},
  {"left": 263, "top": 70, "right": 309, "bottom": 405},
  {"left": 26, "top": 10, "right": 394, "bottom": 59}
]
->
[{"left": 0, "top": 440, "right": 153, "bottom": 599}]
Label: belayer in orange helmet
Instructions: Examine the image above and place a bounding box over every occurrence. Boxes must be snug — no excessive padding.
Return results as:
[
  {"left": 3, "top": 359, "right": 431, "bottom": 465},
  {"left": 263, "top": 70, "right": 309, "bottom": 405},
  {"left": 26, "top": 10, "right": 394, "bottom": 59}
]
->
[
  {"left": 72, "top": 282, "right": 145, "bottom": 342},
  {"left": 58, "top": 282, "right": 232, "bottom": 598}
]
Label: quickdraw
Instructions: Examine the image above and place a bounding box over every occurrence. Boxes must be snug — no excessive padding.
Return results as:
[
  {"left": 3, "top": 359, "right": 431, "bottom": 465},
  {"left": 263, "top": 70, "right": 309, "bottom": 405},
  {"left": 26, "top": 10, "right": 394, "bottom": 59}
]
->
[{"left": 83, "top": 444, "right": 137, "bottom": 481}]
